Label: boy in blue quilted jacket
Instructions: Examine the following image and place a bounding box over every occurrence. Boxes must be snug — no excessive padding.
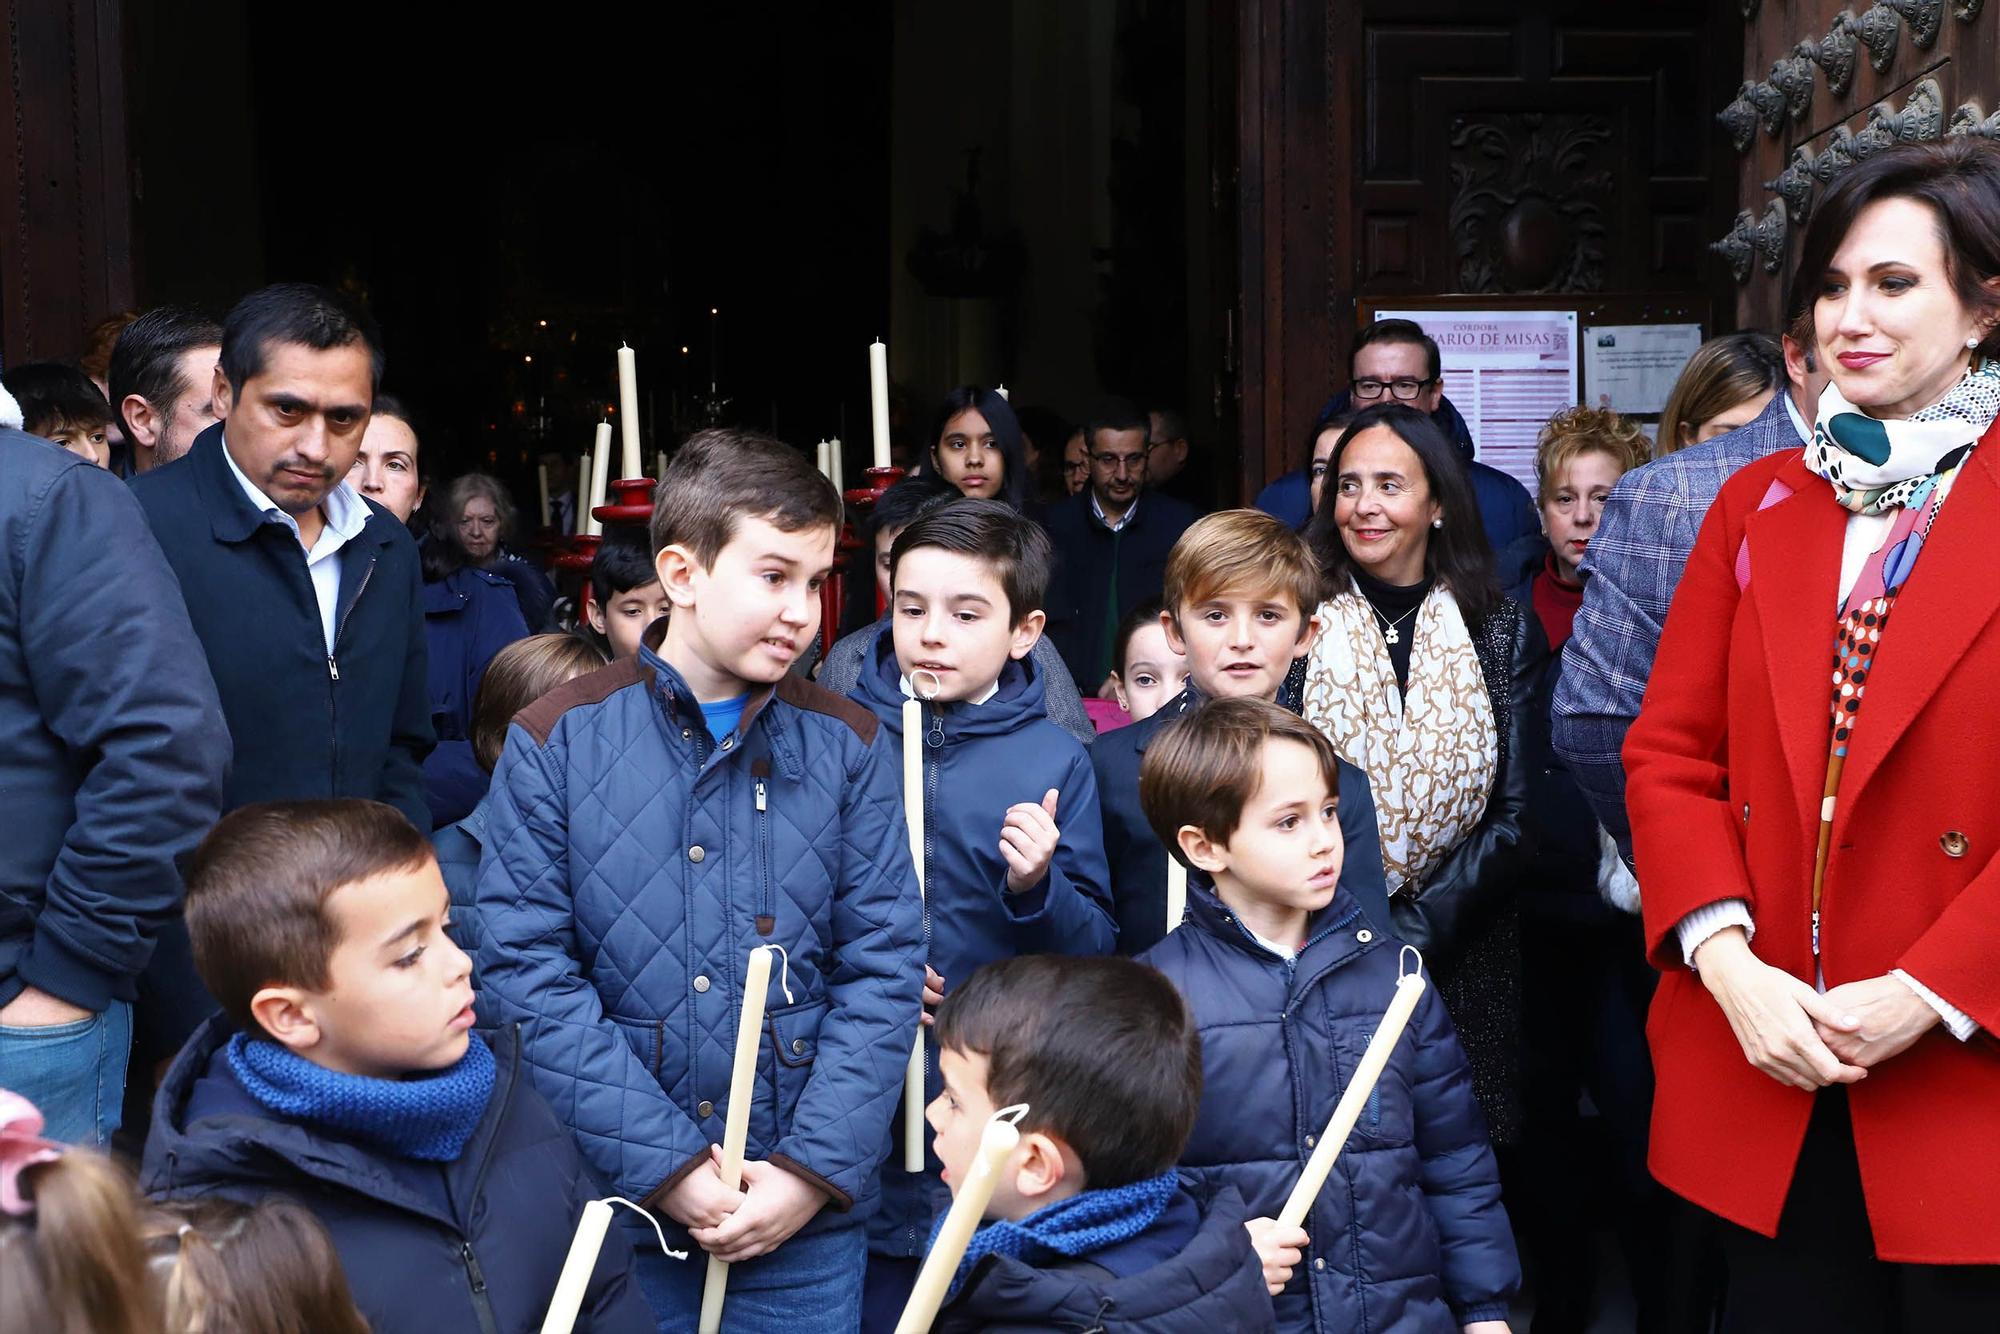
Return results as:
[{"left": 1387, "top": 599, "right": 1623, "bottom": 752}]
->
[
  {"left": 474, "top": 429, "right": 925, "bottom": 1332},
  {"left": 1137, "top": 699, "right": 1518, "bottom": 1334},
  {"left": 843, "top": 499, "right": 1117, "bottom": 1324}
]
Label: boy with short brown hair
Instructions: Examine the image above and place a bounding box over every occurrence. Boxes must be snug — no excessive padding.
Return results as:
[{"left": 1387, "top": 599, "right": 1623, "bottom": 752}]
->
[
  {"left": 1091, "top": 509, "right": 1390, "bottom": 953},
  {"left": 142, "top": 799, "right": 653, "bottom": 1334}
]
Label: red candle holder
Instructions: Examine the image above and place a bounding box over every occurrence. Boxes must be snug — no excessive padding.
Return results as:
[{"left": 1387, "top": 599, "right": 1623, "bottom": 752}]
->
[
  {"left": 549, "top": 532, "right": 602, "bottom": 573},
  {"left": 594, "top": 477, "right": 660, "bottom": 529},
  {"left": 820, "top": 465, "right": 904, "bottom": 657}
]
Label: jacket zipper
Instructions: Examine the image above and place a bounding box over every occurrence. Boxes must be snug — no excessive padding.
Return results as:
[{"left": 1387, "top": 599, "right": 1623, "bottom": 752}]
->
[
  {"left": 459, "top": 1242, "right": 500, "bottom": 1334},
  {"left": 325, "top": 555, "right": 376, "bottom": 787},
  {"left": 754, "top": 778, "right": 774, "bottom": 931},
  {"left": 451, "top": 1033, "right": 519, "bottom": 1334}
]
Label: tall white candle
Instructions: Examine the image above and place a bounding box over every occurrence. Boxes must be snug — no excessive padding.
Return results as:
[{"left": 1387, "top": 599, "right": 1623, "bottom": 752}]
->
[
  {"left": 617, "top": 344, "right": 642, "bottom": 480},
  {"left": 1276, "top": 957, "right": 1426, "bottom": 1230},
  {"left": 586, "top": 422, "right": 612, "bottom": 537},
  {"left": 696, "top": 946, "right": 776, "bottom": 1334},
  {"left": 816, "top": 439, "right": 831, "bottom": 480},
  {"left": 538, "top": 1198, "right": 613, "bottom": 1334},
  {"left": 894, "top": 1112, "right": 1024, "bottom": 1334},
  {"left": 1166, "top": 859, "right": 1187, "bottom": 936},
  {"left": 829, "top": 437, "right": 845, "bottom": 494},
  {"left": 870, "top": 340, "right": 891, "bottom": 470},
  {"left": 538, "top": 464, "right": 552, "bottom": 528},
  {"left": 902, "top": 696, "right": 927, "bottom": 1172},
  {"left": 657, "top": 450, "right": 668, "bottom": 483},
  {"left": 573, "top": 451, "right": 591, "bottom": 538}
]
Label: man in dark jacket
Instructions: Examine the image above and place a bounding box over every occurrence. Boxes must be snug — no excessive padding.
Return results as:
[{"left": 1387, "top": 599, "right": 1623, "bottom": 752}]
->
[
  {"left": 130, "top": 284, "right": 433, "bottom": 829},
  {"left": 1042, "top": 399, "right": 1196, "bottom": 691},
  {"left": 0, "top": 427, "right": 229, "bottom": 1145}
]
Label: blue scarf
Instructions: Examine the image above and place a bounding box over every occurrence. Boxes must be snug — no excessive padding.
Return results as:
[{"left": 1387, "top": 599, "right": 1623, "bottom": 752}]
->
[
  {"left": 939, "top": 1169, "right": 1180, "bottom": 1297},
  {"left": 227, "top": 1032, "right": 495, "bottom": 1163}
]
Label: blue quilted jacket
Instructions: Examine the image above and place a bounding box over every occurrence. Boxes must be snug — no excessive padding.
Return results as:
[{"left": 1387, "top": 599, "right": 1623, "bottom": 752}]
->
[
  {"left": 1141, "top": 888, "right": 1517, "bottom": 1333},
  {"left": 473, "top": 643, "right": 924, "bottom": 1236},
  {"left": 847, "top": 621, "right": 1118, "bottom": 1257}
]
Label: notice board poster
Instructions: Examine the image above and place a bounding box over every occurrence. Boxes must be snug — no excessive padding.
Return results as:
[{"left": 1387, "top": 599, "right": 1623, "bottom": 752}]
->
[
  {"left": 1583, "top": 323, "right": 1706, "bottom": 416},
  {"left": 1374, "top": 308, "right": 1579, "bottom": 495}
]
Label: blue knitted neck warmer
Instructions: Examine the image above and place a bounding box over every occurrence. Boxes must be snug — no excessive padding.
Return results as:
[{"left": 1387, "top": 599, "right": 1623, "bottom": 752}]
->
[
  {"left": 940, "top": 1168, "right": 1180, "bottom": 1297},
  {"left": 227, "top": 1032, "right": 495, "bottom": 1163}
]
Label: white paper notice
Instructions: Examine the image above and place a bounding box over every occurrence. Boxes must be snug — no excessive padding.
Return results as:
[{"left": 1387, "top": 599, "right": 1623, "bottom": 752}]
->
[
  {"left": 1583, "top": 323, "right": 1705, "bottom": 417},
  {"left": 1375, "top": 309, "right": 1579, "bottom": 495}
]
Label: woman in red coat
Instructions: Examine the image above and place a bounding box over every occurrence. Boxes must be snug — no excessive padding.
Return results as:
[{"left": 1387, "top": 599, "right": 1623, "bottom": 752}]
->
[{"left": 1626, "top": 139, "right": 2000, "bottom": 1330}]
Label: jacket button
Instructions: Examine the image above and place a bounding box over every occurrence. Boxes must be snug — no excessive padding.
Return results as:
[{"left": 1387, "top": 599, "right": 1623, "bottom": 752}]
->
[
  {"left": 681, "top": 728, "right": 693, "bottom": 740},
  {"left": 1314, "top": 1258, "right": 1325, "bottom": 1271},
  {"left": 688, "top": 845, "right": 706, "bottom": 863},
  {"left": 1304, "top": 1134, "right": 1316, "bottom": 1148},
  {"left": 697, "top": 1100, "right": 714, "bottom": 1118},
  {"left": 791, "top": 1038, "right": 806, "bottom": 1056},
  {"left": 693, "top": 975, "right": 710, "bottom": 993},
  {"left": 1942, "top": 831, "right": 1970, "bottom": 858},
  {"left": 1356, "top": 929, "right": 1373, "bottom": 944}
]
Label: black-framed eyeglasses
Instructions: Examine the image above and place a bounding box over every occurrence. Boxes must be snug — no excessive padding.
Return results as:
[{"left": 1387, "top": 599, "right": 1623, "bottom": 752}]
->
[
  {"left": 1351, "top": 376, "right": 1437, "bottom": 402},
  {"left": 1090, "top": 451, "right": 1148, "bottom": 470}
]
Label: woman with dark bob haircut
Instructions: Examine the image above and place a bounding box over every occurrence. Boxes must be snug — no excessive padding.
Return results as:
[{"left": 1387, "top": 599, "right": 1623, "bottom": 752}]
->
[
  {"left": 1626, "top": 137, "right": 2000, "bottom": 1326},
  {"left": 916, "top": 385, "right": 1033, "bottom": 511},
  {"left": 1300, "top": 402, "right": 1546, "bottom": 1147}
]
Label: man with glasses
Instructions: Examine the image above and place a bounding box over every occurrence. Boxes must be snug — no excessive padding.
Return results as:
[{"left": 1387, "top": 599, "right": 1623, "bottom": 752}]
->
[
  {"left": 1043, "top": 398, "right": 1196, "bottom": 692},
  {"left": 1143, "top": 406, "right": 1213, "bottom": 514}
]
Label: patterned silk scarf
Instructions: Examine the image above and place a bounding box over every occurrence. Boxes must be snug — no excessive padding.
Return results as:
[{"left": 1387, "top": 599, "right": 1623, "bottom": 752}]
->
[
  {"left": 1803, "top": 359, "right": 2000, "bottom": 513},
  {"left": 1301, "top": 584, "right": 1497, "bottom": 895}
]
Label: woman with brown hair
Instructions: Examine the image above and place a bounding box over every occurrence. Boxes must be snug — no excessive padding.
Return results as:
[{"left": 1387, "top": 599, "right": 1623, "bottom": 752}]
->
[
  {"left": 1627, "top": 137, "right": 2000, "bottom": 1327},
  {"left": 1655, "top": 331, "right": 1786, "bottom": 457}
]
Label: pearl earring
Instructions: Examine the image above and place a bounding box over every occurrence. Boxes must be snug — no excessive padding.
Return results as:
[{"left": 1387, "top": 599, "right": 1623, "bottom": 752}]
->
[
  {"left": 1970, "top": 336, "right": 1982, "bottom": 349},
  {"left": 1431, "top": 517, "right": 1444, "bottom": 529}
]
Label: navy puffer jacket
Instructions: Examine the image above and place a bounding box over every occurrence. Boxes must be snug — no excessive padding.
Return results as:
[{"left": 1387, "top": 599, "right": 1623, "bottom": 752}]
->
[
  {"left": 848, "top": 621, "right": 1118, "bottom": 1257},
  {"left": 1141, "top": 889, "right": 1517, "bottom": 1333},
  {"left": 142, "top": 1017, "right": 653, "bottom": 1334},
  {"left": 473, "top": 645, "right": 923, "bottom": 1234}
]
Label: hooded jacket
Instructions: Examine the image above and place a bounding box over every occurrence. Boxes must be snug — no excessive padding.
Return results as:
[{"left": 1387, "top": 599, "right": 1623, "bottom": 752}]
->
[
  {"left": 141, "top": 1017, "right": 653, "bottom": 1334},
  {"left": 847, "top": 622, "right": 1118, "bottom": 1257},
  {"left": 1140, "top": 889, "right": 1518, "bottom": 1333},
  {"left": 936, "top": 1181, "right": 1275, "bottom": 1333}
]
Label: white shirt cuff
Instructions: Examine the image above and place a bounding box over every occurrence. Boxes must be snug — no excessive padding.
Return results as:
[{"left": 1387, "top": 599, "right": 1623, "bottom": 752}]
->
[
  {"left": 1676, "top": 900, "right": 1755, "bottom": 969},
  {"left": 1891, "top": 969, "right": 1978, "bottom": 1042}
]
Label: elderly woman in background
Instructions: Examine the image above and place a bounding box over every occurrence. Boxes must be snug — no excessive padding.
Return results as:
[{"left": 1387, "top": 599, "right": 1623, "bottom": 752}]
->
[
  {"left": 1655, "top": 331, "right": 1786, "bottom": 457},
  {"left": 1626, "top": 139, "right": 2000, "bottom": 1329},
  {"left": 1301, "top": 402, "right": 1546, "bottom": 1149},
  {"left": 435, "top": 472, "right": 555, "bottom": 630}
]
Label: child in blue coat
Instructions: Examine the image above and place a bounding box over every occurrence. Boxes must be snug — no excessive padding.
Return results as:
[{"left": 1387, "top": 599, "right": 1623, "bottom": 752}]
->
[
  {"left": 847, "top": 498, "right": 1118, "bottom": 1324},
  {"left": 1138, "top": 699, "right": 1518, "bottom": 1333}
]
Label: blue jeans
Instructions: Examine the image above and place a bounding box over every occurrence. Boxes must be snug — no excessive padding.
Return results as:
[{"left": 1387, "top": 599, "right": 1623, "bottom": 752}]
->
[
  {"left": 633, "top": 1219, "right": 865, "bottom": 1333},
  {"left": 0, "top": 999, "right": 133, "bottom": 1146}
]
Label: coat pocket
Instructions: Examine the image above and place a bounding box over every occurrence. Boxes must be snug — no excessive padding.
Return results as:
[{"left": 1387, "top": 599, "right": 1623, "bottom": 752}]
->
[
  {"left": 759, "top": 996, "right": 830, "bottom": 1147},
  {"left": 1331, "top": 1023, "right": 1416, "bottom": 1149},
  {"left": 608, "top": 1014, "right": 664, "bottom": 1084}
]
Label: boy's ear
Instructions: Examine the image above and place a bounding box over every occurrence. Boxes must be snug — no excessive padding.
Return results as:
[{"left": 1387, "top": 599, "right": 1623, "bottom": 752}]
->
[
  {"left": 654, "top": 544, "right": 702, "bottom": 609},
  {"left": 1178, "top": 824, "right": 1228, "bottom": 876},
  {"left": 1008, "top": 608, "right": 1046, "bottom": 661},
  {"left": 583, "top": 585, "right": 607, "bottom": 634},
  {"left": 1160, "top": 608, "right": 1187, "bottom": 656},
  {"left": 248, "top": 986, "right": 322, "bottom": 1055},
  {"left": 1011, "top": 1131, "right": 1079, "bottom": 1204},
  {"left": 1291, "top": 611, "right": 1323, "bottom": 661}
]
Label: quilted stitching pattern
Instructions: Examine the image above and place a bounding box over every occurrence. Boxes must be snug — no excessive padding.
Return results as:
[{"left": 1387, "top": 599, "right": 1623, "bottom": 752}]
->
[{"left": 474, "top": 659, "right": 923, "bottom": 1220}]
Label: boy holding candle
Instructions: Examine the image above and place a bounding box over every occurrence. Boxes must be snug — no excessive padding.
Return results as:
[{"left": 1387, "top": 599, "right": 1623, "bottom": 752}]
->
[
  {"left": 844, "top": 498, "right": 1117, "bottom": 1326},
  {"left": 1137, "top": 699, "right": 1518, "bottom": 1333},
  {"left": 923, "top": 953, "right": 1274, "bottom": 1331},
  {"left": 474, "top": 429, "right": 924, "bottom": 1331},
  {"left": 1091, "top": 509, "right": 1392, "bottom": 952},
  {"left": 141, "top": 799, "right": 655, "bottom": 1334}
]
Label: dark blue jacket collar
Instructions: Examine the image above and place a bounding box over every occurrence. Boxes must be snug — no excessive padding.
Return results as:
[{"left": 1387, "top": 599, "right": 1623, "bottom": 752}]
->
[
  {"left": 1181, "top": 883, "right": 1372, "bottom": 991},
  {"left": 186, "top": 422, "right": 399, "bottom": 558},
  {"left": 851, "top": 620, "right": 1048, "bottom": 742},
  {"left": 634, "top": 639, "right": 806, "bottom": 783}
]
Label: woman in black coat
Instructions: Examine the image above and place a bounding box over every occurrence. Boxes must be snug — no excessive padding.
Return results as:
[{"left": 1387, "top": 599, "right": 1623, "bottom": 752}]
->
[{"left": 1300, "top": 403, "right": 1545, "bottom": 1146}]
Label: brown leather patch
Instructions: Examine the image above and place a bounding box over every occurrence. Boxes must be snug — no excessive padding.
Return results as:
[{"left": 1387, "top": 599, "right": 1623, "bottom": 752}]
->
[
  {"left": 513, "top": 657, "right": 650, "bottom": 746},
  {"left": 774, "top": 671, "right": 879, "bottom": 745}
]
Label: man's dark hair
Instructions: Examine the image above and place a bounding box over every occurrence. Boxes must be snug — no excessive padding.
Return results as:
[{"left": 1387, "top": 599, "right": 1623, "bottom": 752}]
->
[
  {"left": 872, "top": 471, "right": 959, "bottom": 536},
  {"left": 935, "top": 955, "right": 1202, "bottom": 1189},
  {"left": 185, "top": 800, "right": 431, "bottom": 1037},
  {"left": 219, "top": 284, "right": 384, "bottom": 397},
  {"left": 107, "top": 305, "right": 222, "bottom": 441},
  {"left": 649, "top": 428, "right": 841, "bottom": 564},
  {"left": 1082, "top": 397, "right": 1149, "bottom": 453},
  {"left": 888, "top": 498, "right": 1052, "bottom": 626},
  {"left": 1305, "top": 403, "right": 1501, "bottom": 624},
  {"left": 1, "top": 362, "right": 113, "bottom": 436},
  {"left": 1353, "top": 318, "right": 1442, "bottom": 383},
  {"left": 1148, "top": 406, "right": 1189, "bottom": 443},
  {"left": 591, "top": 533, "right": 660, "bottom": 606}
]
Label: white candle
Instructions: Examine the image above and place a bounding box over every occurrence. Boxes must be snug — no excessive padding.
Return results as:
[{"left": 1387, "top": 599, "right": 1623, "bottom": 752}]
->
[
  {"left": 538, "top": 464, "right": 552, "bottom": 528},
  {"left": 894, "top": 1112, "right": 1024, "bottom": 1334},
  {"left": 657, "top": 450, "right": 668, "bottom": 483},
  {"left": 829, "top": 437, "right": 845, "bottom": 494},
  {"left": 1276, "top": 957, "right": 1426, "bottom": 1230},
  {"left": 586, "top": 422, "right": 612, "bottom": 537},
  {"left": 696, "top": 945, "right": 776, "bottom": 1334},
  {"left": 572, "top": 451, "right": 590, "bottom": 538},
  {"left": 539, "top": 1198, "right": 614, "bottom": 1334},
  {"left": 902, "top": 696, "right": 927, "bottom": 1172},
  {"left": 1166, "top": 859, "right": 1187, "bottom": 936},
  {"left": 816, "top": 439, "right": 831, "bottom": 480},
  {"left": 994, "top": 383, "right": 1009, "bottom": 401},
  {"left": 617, "top": 344, "right": 642, "bottom": 480},
  {"left": 870, "top": 340, "right": 891, "bottom": 470}
]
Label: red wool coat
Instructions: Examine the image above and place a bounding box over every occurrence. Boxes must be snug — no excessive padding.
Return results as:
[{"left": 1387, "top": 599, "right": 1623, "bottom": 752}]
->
[{"left": 1625, "top": 434, "right": 2000, "bottom": 1263}]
